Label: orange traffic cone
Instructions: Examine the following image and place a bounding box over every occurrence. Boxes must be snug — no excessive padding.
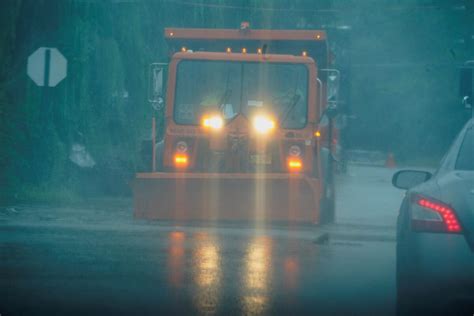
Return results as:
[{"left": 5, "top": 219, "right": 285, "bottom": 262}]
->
[{"left": 385, "top": 152, "right": 396, "bottom": 168}]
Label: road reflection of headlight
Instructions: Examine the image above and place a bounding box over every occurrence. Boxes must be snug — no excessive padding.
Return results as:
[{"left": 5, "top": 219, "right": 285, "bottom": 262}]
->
[
  {"left": 246, "top": 241, "right": 269, "bottom": 289},
  {"left": 195, "top": 243, "right": 220, "bottom": 286},
  {"left": 242, "top": 236, "right": 272, "bottom": 314},
  {"left": 168, "top": 231, "right": 186, "bottom": 287},
  {"left": 193, "top": 233, "right": 221, "bottom": 314},
  {"left": 284, "top": 257, "right": 299, "bottom": 290}
]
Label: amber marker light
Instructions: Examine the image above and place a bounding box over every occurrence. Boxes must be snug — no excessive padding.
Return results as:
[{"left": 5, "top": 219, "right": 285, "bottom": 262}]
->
[
  {"left": 315, "top": 130, "right": 321, "bottom": 137},
  {"left": 202, "top": 114, "right": 224, "bottom": 130},
  {"left": 288, "top": 159, "right": 302, "bottom": 172},
  {"left": 181, "top": 46, "right": 187, "bottom": 52},
  {"left": 242, "top": 47, "right": 247, "bottom": 54},
  {"left": 226, "top": 47, "right": 232, "bottom": 53},
  {"left": 174, "top": 154, "right": 188, "bottom": 168}
]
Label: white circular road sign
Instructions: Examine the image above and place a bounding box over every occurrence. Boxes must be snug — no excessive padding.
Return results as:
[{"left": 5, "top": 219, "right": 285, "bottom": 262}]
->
[{"left": 27, "top": 47, "right": 67, "bottom": 87}]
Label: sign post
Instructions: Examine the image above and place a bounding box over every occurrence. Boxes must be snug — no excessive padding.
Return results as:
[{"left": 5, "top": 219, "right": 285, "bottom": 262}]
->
[{"left": 26, "top": 47, "right": 68, "bottom": 180}]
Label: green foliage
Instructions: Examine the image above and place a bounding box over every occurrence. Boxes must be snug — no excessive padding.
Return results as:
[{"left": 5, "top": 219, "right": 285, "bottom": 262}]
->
[{"left": 14, "top": 184, "right": 81, "bottom": 205}]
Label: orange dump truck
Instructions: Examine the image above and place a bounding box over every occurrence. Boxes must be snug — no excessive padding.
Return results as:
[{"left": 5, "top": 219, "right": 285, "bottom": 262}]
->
[{"left": 133, "top": 23, "right": 338, "bottom": 224}]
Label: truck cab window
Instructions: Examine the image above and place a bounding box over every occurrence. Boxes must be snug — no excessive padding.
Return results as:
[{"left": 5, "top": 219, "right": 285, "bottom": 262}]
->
[
  {"left": 174, "top": 60, "right": 241, "bottom": 125},
  {"left": 174, "top": 60, "right": 308, "bottom": 128}
]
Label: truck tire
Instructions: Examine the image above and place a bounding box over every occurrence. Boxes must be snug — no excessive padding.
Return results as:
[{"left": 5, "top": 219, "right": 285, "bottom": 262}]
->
[
  {"left": 139, "top": 139, "right": 164, "bottom": 172},
  {"left": 319, "top": 182, "right": 335, "bottom": 224},
  {"left": 319, "top": 147, "right": 335, "bottom": 224},
  {"left": 155, "top": 140, "right": 164, "bottom": 171}
]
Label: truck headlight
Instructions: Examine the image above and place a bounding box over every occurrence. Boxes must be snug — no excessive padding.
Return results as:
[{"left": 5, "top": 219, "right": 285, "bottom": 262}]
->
[
  {"left": 252, "top": 115, "right": 275, "bottom": 134},
  {"left": 202, "top": 115, "right": 224, "bottom": 130}
]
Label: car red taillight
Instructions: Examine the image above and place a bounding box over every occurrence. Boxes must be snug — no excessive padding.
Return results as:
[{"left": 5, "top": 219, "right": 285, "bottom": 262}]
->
[{"left": 410, "top": 195, "right": 462, "bottom": 233}]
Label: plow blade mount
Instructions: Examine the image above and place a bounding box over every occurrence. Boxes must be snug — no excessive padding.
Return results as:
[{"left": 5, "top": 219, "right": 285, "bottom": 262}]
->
[{"left": 133, "top": 173, "right": 321, "bottom": 223}]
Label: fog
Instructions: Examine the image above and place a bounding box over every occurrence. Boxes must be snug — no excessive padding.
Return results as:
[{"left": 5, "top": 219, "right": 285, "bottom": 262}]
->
[
  {"left": 0, "top": 0, "right": 472, "bottom": 200},
  {"left": 0, "top": 1, "right": 473, "bottom": 315}
]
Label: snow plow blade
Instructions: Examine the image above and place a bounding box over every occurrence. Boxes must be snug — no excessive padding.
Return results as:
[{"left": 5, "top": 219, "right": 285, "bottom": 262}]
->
[{"left": 133, "top": 173, "right": 321, "bottom": 223}]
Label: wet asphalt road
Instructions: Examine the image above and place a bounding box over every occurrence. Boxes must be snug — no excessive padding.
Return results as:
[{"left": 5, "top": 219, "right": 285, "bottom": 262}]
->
[{"left": 1, "top": 165, "right": 404, "bottom": 315}]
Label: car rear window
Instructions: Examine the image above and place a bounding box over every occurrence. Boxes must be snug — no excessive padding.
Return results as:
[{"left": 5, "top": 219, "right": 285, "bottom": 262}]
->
[{"left": 456, "top": 127, "right": 474, "bottom": 170}]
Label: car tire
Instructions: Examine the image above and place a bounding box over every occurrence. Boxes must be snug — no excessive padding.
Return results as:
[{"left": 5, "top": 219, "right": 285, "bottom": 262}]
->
[
  {"left": 396, "top": 212, "right": 417, "bottom": 316},
  {"left": 396, "top": 233, "right": 432, "bottom": 315}
]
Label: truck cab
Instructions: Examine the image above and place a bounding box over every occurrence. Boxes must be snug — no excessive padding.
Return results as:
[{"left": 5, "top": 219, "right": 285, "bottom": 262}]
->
[
  {"left": 134, "top": 24, "right": 338, "bottom": 224},
  {"left": 163, "top": 51, "right": 319, "bottom": 175}
]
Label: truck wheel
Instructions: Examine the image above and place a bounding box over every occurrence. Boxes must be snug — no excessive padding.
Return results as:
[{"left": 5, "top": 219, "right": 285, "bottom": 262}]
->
[
  {"left": 155, "top": 140, "right": 164, "bottom": 171},
  {"left": 319, "top": 183, "right": 335, "bottom": 224}
]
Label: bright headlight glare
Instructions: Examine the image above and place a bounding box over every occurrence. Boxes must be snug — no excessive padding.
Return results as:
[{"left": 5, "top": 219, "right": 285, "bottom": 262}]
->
[
  {"left": 252, "top": 115, "right": 275, "bottom": 134},
  {"left": 202, "top": 115, "right": 224, "bottom": 130}
]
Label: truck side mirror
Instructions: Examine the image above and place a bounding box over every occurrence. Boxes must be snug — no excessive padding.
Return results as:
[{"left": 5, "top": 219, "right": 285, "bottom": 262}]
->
[
  {"left": 148, "top": 63, "right": 168, "bottom": 110},
  {"left": 459, "top": 66, "right": 473, "bottom": 109},
  {"left": 320, "top": 69, "right": 340, "bottom": 104}
]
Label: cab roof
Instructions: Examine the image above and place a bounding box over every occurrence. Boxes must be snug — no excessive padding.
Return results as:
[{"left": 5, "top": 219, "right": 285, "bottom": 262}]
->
[{"left": 171, "top": 51, "right": 316, "bottom": 65}]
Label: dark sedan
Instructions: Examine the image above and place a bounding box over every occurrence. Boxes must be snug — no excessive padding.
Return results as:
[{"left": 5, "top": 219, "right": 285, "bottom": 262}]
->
[{"left": 392, "top": 118, "right": 474, "bottom": 315}]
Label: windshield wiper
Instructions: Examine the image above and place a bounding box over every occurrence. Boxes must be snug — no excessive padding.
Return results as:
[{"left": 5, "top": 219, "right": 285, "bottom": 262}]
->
[
  {"left": 279, "top": 94, "right": 301, "bottom": 125},
  {"left": 218, "top": 66, "right": 233, "bottom": 113},
  {"left": 278, "top": 71, "right": 301, "bottom": 125}
]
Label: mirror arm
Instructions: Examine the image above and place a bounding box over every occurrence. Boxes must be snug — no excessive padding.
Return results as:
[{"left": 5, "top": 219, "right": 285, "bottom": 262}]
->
[{"left": 316, "top": 78, "right": 323, "bottom": 118}]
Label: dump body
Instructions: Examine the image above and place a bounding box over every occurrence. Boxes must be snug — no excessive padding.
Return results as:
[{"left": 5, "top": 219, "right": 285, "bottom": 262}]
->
[{"left": 134, "top": 25, "right": 335, "bottom": 224}]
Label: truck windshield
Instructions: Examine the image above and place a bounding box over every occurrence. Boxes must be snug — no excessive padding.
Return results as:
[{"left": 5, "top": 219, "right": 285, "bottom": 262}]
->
[{"left": 174, "top": 60, "right": 308, "bottom": 129}]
